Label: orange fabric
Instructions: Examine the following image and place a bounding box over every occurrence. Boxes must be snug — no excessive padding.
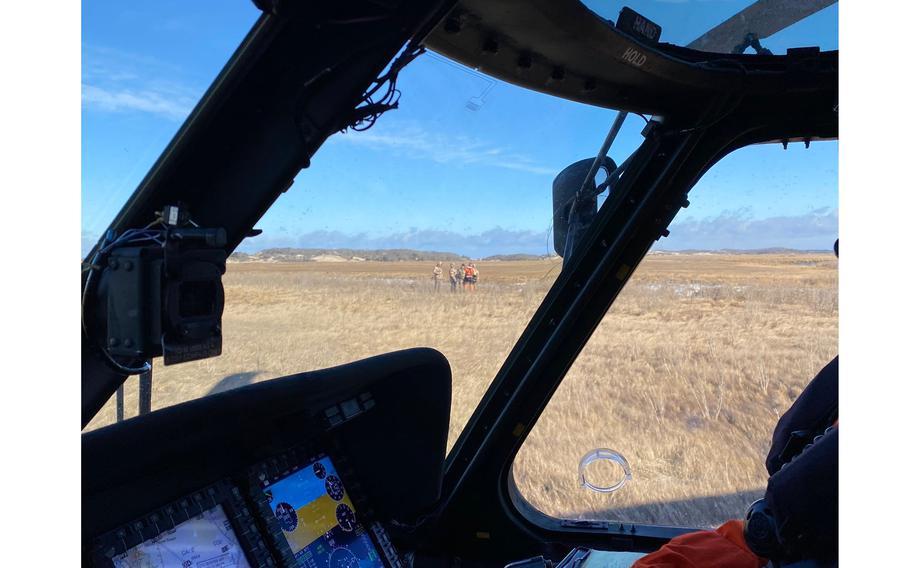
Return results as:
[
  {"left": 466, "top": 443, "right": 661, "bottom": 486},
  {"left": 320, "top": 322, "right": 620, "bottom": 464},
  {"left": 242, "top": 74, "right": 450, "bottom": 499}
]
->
[{"left": 632, "top": 520, "right": 766, "bottom": 568}]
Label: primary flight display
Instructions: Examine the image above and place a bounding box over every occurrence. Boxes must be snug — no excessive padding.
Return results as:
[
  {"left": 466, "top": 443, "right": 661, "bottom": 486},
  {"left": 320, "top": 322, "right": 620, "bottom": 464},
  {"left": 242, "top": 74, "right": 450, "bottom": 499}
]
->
[{"left": 263, "top": 456, "right": 384, "bottom": 568}]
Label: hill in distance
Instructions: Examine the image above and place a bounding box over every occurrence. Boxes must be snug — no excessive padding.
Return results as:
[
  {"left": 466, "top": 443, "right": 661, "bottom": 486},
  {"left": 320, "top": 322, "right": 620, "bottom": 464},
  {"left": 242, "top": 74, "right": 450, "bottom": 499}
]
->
[
  {"left": 229, "top": 247, "right": 827, "bottom": 263},
  {"left": 650, "top": 247, "right": 830, "bottom": 255}
]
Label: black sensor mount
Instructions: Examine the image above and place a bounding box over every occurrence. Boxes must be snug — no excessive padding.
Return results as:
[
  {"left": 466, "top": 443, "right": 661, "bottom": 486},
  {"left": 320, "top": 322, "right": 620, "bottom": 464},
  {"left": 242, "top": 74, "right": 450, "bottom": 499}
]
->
[{"left": 86, "top": 206, "right": 227, "bottom": 369}]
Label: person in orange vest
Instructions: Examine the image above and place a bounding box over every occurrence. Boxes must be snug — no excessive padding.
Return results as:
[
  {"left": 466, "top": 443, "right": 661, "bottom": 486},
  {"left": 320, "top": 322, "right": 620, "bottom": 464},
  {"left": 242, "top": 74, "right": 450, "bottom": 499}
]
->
[
  {"left": 464, "top": 263, "right": 477, "bottom": 292},
  {"left": 633, "top": 241, "right": 839, "bottom": 568}
]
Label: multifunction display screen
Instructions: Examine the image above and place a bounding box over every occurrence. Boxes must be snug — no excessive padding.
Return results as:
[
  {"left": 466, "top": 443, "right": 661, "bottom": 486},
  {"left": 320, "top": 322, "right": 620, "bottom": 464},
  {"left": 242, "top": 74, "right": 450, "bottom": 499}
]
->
[
  {"left": 264, "top": 456, "right": 383, "bottom": 568},
  {"left": 112, "top": 504, "right": 251, "bottom": 568}
]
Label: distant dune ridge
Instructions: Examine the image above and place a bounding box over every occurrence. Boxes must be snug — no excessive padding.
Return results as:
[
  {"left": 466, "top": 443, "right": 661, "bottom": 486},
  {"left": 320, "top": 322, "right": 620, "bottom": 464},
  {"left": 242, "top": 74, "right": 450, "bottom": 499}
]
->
[{"left": 229, "top": 247, "right": 823, "bottom": 263}]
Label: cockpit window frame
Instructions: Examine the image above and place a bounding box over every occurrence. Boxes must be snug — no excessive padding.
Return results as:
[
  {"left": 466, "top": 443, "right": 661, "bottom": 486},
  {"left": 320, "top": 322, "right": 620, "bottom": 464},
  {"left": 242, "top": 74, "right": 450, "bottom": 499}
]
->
[
  {"left": 80, "top": 1, "right": 837, "bottom": 553},
  {"left": 429, "top": 75, "right": 836, "bottom": 551}
]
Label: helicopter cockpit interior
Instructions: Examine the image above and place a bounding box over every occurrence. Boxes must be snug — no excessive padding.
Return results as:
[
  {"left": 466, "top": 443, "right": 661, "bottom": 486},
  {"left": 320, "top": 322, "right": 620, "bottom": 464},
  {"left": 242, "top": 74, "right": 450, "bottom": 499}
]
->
[{"left": 81, "top": 1, "right": 839, "bottom": 567}]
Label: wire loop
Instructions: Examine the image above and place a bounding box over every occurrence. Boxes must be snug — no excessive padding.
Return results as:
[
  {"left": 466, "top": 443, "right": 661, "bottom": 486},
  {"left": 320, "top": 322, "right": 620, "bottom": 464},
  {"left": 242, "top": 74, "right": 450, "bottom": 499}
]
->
[{"left": 578, "top": 448, "right": 632, "bottom": 494}]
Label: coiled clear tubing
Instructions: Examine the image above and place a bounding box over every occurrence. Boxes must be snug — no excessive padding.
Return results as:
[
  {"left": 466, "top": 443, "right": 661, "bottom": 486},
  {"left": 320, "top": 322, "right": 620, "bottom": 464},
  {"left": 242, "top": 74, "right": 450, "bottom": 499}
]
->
[{"left": 578, "top": 448, "right": 632, "bottom": 493}]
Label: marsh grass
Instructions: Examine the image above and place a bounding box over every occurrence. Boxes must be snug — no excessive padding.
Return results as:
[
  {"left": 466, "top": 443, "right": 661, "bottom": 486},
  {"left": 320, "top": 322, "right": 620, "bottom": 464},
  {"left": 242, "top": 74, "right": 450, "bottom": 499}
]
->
[{"left": 86, "top": 254, "right": 837, "bottom": 529}]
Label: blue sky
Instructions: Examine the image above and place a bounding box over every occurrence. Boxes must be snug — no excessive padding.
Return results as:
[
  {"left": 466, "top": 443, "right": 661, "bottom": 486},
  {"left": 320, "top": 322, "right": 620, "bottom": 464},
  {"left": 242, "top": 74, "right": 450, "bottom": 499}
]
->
[{"left": 82, "top": 1, "right": 838, "bottom": 257}]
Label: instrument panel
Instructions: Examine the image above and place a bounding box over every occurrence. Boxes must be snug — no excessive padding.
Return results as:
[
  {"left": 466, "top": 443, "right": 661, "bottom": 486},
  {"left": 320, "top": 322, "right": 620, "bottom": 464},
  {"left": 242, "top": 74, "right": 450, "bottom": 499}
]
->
[
  {"left": 90, "top": 446, "right": 401, "bottom": 568},
  {"left": 91, "top": 480, "right": 262, "bottom": 567},
  {"left": 82, "top": 349, "right": 452, "bottom": 568}
]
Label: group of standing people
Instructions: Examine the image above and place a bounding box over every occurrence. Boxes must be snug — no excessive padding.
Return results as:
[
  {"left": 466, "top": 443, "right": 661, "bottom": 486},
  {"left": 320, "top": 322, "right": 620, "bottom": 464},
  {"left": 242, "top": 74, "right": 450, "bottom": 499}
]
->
[{"left": 432, "top": 262, "right": 479, "bottom": 292}]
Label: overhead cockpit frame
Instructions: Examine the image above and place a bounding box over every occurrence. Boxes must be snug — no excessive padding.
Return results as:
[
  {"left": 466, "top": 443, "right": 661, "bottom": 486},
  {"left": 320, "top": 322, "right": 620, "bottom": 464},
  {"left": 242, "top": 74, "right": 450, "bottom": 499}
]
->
[{"left": 82, "top": 1, "right": 838, "bottom": 566}]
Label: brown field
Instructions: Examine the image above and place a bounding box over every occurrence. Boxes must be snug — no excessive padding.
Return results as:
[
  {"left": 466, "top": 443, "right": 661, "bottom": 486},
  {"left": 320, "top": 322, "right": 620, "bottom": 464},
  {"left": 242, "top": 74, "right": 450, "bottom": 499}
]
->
[{"left": 86, "top": 253, "right": 837, "bottom": 529}]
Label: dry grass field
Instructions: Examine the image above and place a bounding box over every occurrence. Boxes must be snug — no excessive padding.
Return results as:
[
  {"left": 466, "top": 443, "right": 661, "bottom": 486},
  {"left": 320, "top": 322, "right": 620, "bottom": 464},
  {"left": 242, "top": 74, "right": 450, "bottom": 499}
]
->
[{"left": 86, "top": 253, "right": 837, "bottom": 529}]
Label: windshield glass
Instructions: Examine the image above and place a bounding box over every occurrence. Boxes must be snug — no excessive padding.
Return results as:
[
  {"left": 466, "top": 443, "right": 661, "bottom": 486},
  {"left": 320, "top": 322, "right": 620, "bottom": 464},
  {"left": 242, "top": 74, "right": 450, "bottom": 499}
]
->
[
  {"left": 513, "top": 140, "right": 837, "bottom": 528},
  {"left": 581, "top": 0, "right": 838, "bottom": 54},
  {"left": 82, "top": 1, "right": 839, "bottom": 505},
  {"left": 82, "top": 1, "right": 646, "bottom": 440},
  {"left": 82, "top": 1, "right": 261, "bottom": 250}
]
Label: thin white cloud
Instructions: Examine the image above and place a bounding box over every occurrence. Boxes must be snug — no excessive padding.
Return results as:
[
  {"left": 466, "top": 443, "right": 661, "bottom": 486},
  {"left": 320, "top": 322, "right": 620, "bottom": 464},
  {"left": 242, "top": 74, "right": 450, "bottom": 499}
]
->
[
  {"left": 82, "top": 44, "right": 201, "bottom": 121},
  {"left": 82, "top": 84, "right": 195, "bottom": 121},
  {"left": 657, "top": 208, "right": 839, "bottom": 251},
  {"left": 335, "top": 122, "right": 558, "bottom": 176}
]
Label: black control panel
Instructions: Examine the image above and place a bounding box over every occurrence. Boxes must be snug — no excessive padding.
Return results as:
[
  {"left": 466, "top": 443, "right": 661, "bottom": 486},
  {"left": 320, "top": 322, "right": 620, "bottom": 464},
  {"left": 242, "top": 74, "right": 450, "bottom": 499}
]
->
[
  {"left": 83, "top": 349, "right": 451, "bottom": 568},
  {"left": 90, "top": 480, "right": 275, "bottom": 567},
  {"left": 89, "top": 444, "right": 403, "bottom": 568}
]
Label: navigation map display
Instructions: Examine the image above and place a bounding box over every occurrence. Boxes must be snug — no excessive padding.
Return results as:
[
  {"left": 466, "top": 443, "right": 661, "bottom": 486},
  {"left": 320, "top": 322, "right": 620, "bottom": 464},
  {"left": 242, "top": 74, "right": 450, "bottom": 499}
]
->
[
  {"left": 112, "top": 504, "right": 251, "bottom": 568},
  {"left": 264, "top": 456, "right": 383, "bottom": 568}
]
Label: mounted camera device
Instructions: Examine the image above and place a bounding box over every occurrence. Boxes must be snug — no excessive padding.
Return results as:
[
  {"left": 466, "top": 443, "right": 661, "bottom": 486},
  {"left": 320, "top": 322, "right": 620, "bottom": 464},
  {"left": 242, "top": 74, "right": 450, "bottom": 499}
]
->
[{"left": 84, "top": 205, "right": 227, "bottom": 372}]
